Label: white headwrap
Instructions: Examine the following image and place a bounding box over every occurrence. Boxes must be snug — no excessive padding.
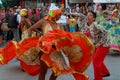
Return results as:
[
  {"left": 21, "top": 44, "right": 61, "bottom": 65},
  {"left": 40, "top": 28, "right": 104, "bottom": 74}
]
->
[{"left": 49, "top": 3, "right": 58, "bottom": 11}]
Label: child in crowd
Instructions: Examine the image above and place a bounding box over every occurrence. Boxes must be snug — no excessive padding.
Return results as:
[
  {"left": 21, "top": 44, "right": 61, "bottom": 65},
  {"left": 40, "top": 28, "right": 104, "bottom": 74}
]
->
[{"left": 69, "top": 14, "right": 77, "bottom": 32}]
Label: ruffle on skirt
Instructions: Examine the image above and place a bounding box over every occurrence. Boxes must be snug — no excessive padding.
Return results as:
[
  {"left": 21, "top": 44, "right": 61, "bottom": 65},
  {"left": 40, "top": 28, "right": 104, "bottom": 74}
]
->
[
  {"left": 40, "top": 30, "right": 95, "bottom": 77},
  {"left": 0, "top": 41, "right": 17, "bottom": 64},
  {"left": 0, "top": 36, "right": 41, "bottom": 76},
  {"left": 110, "top": 44, "right": 120, "bottom": 51}
]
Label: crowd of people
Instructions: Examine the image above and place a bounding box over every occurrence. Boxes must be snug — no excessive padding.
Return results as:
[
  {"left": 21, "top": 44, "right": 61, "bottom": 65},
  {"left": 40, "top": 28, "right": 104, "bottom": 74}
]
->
[
  {"left": 0, "top": 2, "right": 120, "bottom": 80},
  {"left": 0, "top": 3, "right": 120, "bottom": 52}
]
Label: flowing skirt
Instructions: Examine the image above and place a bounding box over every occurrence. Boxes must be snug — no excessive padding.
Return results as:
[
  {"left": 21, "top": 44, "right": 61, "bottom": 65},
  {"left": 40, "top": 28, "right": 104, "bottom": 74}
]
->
[{"left": 0, "top": 29, "right": 95, "bottom": 79}]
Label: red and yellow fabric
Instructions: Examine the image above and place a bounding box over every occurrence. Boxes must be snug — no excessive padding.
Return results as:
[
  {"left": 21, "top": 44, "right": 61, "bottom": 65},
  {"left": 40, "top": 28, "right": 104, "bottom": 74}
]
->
[
  {"left": 0, "top": 36, "right": 40, "bottom": 76},
  {"left": 0, "top": 41, "right": 18, "bottom": 64},
  {"left": 18, "top": 36, "right": 41, "bottom": 76},
  {"left": 0, "top": 29, "right": 95, "bottom": 79}
]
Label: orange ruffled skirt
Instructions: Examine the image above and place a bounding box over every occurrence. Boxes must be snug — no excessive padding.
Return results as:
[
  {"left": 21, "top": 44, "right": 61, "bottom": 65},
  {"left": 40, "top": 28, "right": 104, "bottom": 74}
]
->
[{"left": 0, "top": 29, "right": 95, "bottom": 80}]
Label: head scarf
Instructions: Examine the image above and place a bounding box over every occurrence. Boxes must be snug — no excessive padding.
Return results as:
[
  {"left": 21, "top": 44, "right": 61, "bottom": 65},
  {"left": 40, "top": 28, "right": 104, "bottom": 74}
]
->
[
  {"left": 111, "top": 9, "right": 119, "bottom": 17},
  {"left": 20, "top": 9, "right": 28, "bottom": 17},
  {"left": 44, "top": 3, "right": 62, "bottom": 21},
  {"left": 113, "top": 9, "right": 118, "bottom": 13}
]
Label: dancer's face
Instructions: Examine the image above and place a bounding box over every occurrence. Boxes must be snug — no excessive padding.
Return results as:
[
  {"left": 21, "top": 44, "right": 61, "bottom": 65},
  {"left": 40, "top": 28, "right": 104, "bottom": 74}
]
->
[
  {"left": 56, "top": 13, "right": 61, "bottom": 21},
  {"left": 86, "top": 12, "right": 95, "bottom": 25}
]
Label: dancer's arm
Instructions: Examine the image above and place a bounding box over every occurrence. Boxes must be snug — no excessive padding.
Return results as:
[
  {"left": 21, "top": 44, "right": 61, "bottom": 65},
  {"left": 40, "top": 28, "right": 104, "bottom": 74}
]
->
[{"left": 28, "top": 19, "right": 44, "bottom": 37}]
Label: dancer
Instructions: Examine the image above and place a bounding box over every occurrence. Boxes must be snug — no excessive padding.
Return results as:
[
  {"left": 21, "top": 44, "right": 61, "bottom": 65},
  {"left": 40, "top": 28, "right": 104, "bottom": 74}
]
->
[
  {"left": 27, "top": 4, "right": 62, "bottom": 80},
  {"left": 26, "top": 4, "right": 95, "bottom": 79},
  {"left": 84, "top": 11, "right": 110, "bottom": 80}
]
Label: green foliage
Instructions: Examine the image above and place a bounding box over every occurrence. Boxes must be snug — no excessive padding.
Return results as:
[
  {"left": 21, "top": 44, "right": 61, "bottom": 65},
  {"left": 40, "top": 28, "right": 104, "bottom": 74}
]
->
[{"left": 1, "top": 0, "right": 20, "bottom": 8}]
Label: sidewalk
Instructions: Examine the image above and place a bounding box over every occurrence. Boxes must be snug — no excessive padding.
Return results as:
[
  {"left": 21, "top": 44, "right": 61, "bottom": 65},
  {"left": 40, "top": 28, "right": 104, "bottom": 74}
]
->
[
  {"left": 1, "top": 54, "right": 120, "bottom": 80},
  {"left": 0, "top": 41, "right": 120, "bottom": 80}
]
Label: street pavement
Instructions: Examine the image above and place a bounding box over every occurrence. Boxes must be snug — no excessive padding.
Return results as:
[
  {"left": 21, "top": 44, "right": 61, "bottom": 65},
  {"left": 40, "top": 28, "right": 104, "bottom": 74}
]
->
[{"left": 0, "top": 41, "right": 120, "bottom": 80}]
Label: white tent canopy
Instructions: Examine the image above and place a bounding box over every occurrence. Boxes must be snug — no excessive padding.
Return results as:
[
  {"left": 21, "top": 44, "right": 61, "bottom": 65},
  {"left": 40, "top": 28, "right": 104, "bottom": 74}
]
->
[
  {"left": 69, "top": 0, "right": 120, "bottom": 3},
  {"left": 69, "top": 0, "right": 93, "bottom": 3},
  {"left": 94, "top": 0, "right": 120, "bottom": 3}
]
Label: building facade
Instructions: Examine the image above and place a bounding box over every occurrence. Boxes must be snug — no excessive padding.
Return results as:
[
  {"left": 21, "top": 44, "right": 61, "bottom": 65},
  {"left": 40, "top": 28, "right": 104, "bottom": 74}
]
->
[{"left": 20, "top": 0, "right": 65, "bottom": 8}]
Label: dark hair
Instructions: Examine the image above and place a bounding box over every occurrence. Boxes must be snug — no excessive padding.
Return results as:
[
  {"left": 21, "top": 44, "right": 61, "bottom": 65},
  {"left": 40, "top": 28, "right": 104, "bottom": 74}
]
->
[
  {"left": 32, "top": 8, "right": 36, "bottom": 14},
  {"left": 67, "top": 15, "right": 70, "bottom": 18},
  {"left": 88, "top": 11, "right": 96, "bottom": 18},
  {"left": 71, "top": 15, "right": 76, "bottom": 18}
]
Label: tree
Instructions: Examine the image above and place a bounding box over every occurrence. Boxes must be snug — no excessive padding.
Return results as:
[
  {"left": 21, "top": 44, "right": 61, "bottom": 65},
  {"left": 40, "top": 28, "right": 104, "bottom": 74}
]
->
[
  {"left": 0, "top": 0, "right": 4, "bottom": 8},
  {"left": 1, "top": 0, "right": 20, "bottom": 8}
]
